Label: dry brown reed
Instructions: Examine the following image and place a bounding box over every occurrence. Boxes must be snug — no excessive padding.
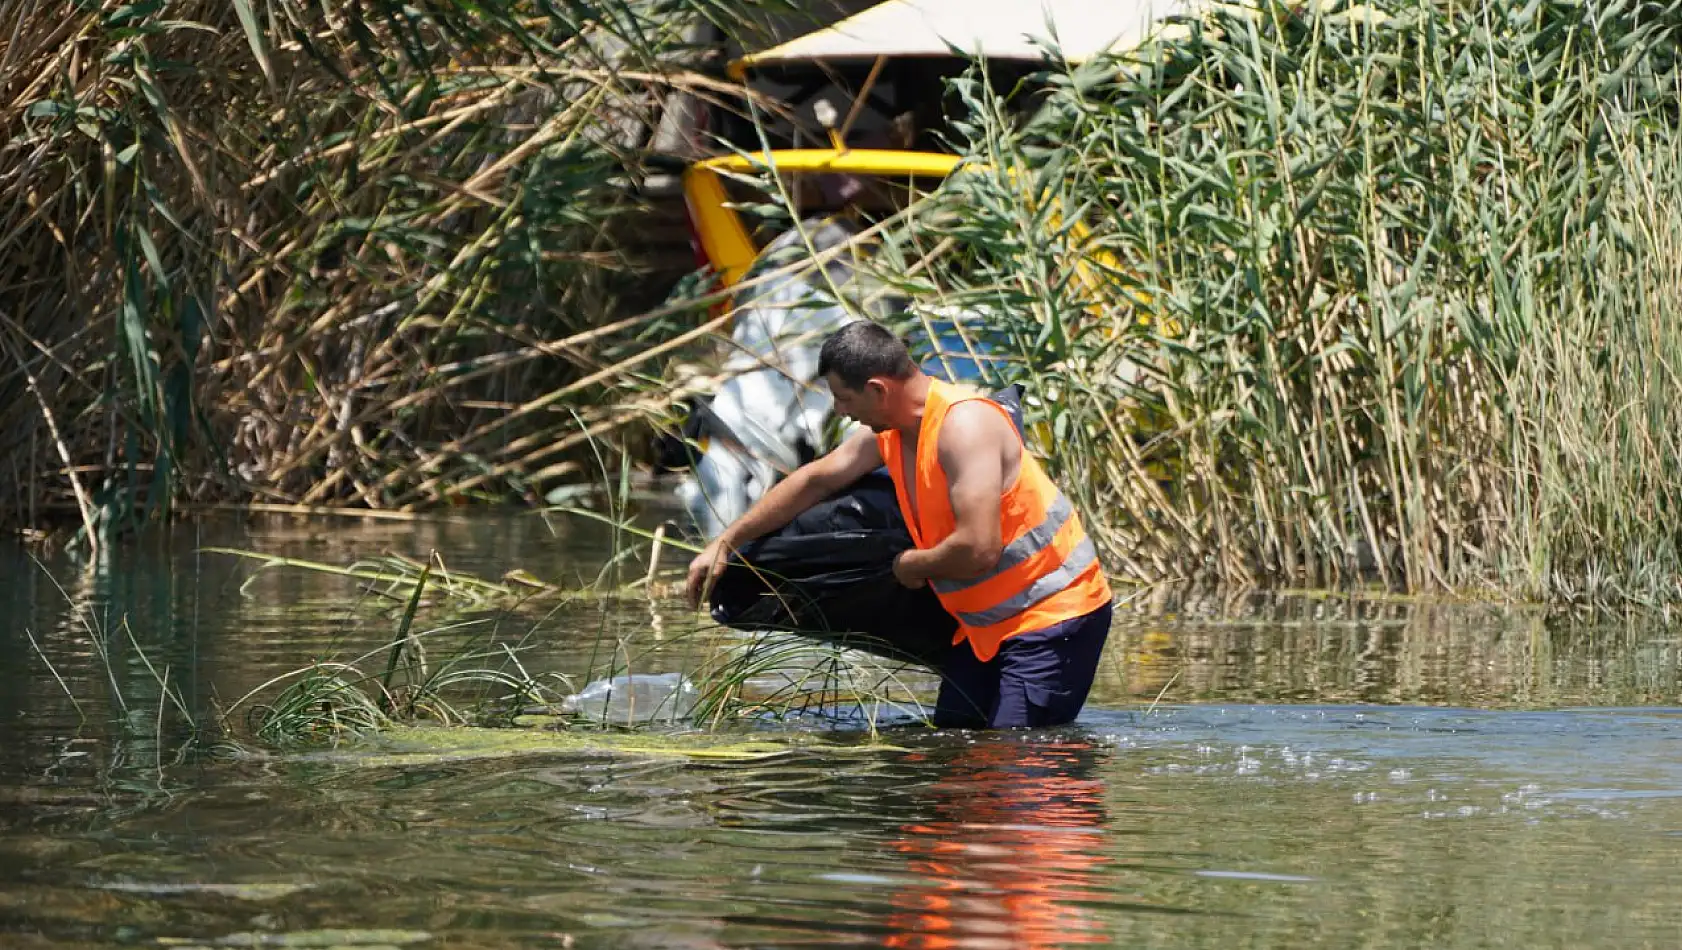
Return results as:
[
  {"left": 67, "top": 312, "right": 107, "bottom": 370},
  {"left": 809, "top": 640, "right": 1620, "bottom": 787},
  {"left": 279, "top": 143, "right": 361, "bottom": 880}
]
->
[{"left": 0, "top": 0, "right": 803, "bottom": 543}]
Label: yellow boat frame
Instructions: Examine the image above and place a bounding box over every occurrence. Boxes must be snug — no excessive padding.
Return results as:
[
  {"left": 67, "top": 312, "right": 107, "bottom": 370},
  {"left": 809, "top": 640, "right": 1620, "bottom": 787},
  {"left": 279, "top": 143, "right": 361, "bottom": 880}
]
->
[
  {"left": 682, "top": 148, "right": 964, "bottom": 290},
  {"left": 681, "top": 147, "right": 1130, "bottom": 319}
]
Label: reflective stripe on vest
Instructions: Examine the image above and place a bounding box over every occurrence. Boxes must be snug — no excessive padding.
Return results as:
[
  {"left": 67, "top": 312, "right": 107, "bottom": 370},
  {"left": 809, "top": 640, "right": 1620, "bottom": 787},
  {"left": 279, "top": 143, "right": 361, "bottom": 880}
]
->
[
  {"left": 950, "top": 536, "right": 1100, "bottom": 630},
  {"left": 929, "top": 491, "right": 1076, "bottom": 596}
]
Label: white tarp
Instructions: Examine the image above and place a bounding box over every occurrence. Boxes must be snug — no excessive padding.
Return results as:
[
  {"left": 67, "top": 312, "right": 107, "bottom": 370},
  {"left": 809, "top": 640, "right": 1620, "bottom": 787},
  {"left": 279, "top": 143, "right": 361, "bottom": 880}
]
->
[{"left": 732, "top": 0, "right": 1196, "bottom": 71}]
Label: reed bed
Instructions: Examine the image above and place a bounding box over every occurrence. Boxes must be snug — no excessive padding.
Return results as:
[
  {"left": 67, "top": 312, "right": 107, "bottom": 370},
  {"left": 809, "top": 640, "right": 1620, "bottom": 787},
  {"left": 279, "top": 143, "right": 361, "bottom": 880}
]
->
[
  {"left": 11, "top": 0, "right": 1682, "bottom": 614},
  {"left": 862, "top": 0, "right": 1682, "bottom": 609},
  {"left": 0, "top": 0, "right": 794, "bottom": 546}
]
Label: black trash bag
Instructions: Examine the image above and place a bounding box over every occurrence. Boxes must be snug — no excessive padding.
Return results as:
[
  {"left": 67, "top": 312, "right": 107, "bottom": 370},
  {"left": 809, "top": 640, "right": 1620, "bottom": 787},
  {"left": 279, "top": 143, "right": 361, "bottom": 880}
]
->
[
  {"left": 707, "top": 469, "right": 955, "bottom": 667},
  {"left": 706, "top": 384, "right": 1026, "bottom": 669}
]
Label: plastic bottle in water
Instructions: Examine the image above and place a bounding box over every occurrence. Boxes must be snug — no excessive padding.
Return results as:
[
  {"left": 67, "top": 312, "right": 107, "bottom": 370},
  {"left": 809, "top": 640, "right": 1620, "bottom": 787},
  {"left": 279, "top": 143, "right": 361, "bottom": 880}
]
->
[{"left": 563, "top": 672, "right": 697, "bottom": 724}]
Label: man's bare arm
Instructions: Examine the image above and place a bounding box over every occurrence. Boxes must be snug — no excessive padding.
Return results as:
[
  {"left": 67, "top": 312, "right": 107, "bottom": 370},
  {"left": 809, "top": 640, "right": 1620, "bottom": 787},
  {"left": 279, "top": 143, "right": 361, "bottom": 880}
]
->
[
  {"left": 893, "top": 402, "right": 1010, "bottom": 587},
  {"left": 687, "top": 429, "right": 883, "bottom": 606}
]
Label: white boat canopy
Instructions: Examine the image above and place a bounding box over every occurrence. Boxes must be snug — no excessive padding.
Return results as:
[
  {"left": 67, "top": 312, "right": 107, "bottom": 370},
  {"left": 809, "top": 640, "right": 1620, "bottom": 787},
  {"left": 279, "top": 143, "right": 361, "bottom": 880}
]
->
[{"left": 729, "top": 0, "right": 1196, "bottom": 75}]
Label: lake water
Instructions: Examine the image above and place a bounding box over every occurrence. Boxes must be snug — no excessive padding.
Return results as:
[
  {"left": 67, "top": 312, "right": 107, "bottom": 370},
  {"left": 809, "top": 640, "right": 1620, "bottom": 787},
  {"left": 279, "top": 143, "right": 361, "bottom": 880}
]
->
[{"left": 3, "top": 510, "right": 1681, "bottom": 949}]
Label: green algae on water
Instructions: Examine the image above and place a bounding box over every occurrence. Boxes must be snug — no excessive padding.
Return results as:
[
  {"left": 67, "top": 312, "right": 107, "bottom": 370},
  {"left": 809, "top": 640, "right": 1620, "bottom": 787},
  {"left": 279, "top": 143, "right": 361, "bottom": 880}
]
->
[
  {"left": 156, "top": 930, "right": 431, "bottom": 947},
  {"left": 101, "top": 881, "right": 315, "bottom": 901},
  {"left": 301, "top": 725, "right": 905, "bottom": 768}
]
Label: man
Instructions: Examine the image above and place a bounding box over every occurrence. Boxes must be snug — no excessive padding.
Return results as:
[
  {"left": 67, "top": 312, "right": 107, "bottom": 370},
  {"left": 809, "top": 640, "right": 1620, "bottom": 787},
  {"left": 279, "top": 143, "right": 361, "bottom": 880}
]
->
[{"left": 687, "top": 322, "right": 1114, "bottom": 729}]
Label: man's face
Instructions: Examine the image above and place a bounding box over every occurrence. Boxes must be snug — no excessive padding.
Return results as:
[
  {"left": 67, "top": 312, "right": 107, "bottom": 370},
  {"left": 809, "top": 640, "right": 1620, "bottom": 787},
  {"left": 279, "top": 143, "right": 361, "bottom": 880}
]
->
[{"left": 825, "top": 373, "right": 891, "bottom": 432}]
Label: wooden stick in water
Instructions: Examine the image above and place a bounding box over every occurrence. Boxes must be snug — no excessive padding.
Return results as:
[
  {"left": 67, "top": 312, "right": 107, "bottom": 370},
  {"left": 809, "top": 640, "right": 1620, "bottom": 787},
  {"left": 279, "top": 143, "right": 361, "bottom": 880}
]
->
[
  {"left": 645, "top": 523, "right": 667, "bottom": 592},
  {"left": 3, "top": 334, "right": 98, "bottom": 553}
]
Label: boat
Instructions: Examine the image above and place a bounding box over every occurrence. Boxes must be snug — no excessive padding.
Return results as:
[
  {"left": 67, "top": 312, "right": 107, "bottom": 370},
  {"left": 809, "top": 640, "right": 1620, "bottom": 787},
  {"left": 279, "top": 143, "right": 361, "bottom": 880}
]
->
[{"left": 668, "top": 0, "right": 1188, "bottom": 538}]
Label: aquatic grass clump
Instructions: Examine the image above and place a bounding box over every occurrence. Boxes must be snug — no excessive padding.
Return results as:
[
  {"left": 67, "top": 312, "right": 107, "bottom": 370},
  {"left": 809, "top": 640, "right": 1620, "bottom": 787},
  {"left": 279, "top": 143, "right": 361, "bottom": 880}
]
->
[
  {"left": 235, "top": 619, "right": 932, "bottom": 744},
  {"left": 688, "top": 635, "right": 934, "bottom": 732},
  {"left": 226, "top": 556, "right": 567, "bottom": 745},
  {"left": 246, "top": 663, "right": 392, "bottom": 747},
  {"left": 215, "top": 539, "right": 937, "bottom": 745},
  {"left": 230, "top": 625, "right": 574, "bottom": 747},
  {"left": 860, "top": 0, "right": 1682, "bottom": 610}
]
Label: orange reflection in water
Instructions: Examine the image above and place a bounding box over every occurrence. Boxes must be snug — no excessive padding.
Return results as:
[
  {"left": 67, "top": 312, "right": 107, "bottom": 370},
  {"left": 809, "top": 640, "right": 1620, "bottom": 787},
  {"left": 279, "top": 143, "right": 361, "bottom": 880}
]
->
[{"left": 884, "top": 739, "right": 1111, "bottom": 950}]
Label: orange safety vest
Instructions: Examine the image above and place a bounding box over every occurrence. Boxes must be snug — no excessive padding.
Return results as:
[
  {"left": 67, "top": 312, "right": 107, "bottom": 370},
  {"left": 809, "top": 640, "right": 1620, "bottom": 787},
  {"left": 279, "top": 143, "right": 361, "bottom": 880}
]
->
[{"left": 877, "top": 379, "right": 1112, "bottom": 661}]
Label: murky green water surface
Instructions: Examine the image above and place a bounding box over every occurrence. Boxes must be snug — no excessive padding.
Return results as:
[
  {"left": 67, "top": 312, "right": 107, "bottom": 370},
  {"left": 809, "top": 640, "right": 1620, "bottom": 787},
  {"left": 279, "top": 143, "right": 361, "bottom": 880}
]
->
[{"left": 4, "top": 513, "right": 1682, "bottom": 949}]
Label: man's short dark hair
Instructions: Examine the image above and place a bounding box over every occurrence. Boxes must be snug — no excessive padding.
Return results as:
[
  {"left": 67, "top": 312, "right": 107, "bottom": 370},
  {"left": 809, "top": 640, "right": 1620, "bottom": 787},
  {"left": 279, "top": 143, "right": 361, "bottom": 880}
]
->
[{"left": 818, "top": 322, "right": 917, "bottom": 390}]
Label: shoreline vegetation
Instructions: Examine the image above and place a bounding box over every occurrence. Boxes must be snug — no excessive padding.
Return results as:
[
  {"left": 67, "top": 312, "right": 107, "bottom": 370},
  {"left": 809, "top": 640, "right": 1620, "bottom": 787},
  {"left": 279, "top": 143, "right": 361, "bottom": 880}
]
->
[
  {"left": 25, "top": 541, "right": 943, "bottom": 753},
  {"left": 20, "top": 542, "right": 1681, "bottom": 757},
  {"left": 6, "top": 0, "right": 1682, "bottom": 616}
]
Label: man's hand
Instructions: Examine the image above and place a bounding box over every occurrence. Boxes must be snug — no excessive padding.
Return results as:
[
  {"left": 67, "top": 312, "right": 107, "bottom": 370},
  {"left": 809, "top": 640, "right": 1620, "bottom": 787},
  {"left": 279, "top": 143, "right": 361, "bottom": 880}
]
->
[
  {"left": 686, "top": 540, "right": 727, "bottom": 609},
  {"left": 892, "top": 551, "right": 927, "bottom": 589}
]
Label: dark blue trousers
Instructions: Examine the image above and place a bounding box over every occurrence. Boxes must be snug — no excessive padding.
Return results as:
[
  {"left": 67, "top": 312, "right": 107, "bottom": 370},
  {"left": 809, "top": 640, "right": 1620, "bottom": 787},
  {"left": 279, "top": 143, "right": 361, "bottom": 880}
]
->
[{"left": 931, "top": 603, "right": 1113, "bottom": 729}]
